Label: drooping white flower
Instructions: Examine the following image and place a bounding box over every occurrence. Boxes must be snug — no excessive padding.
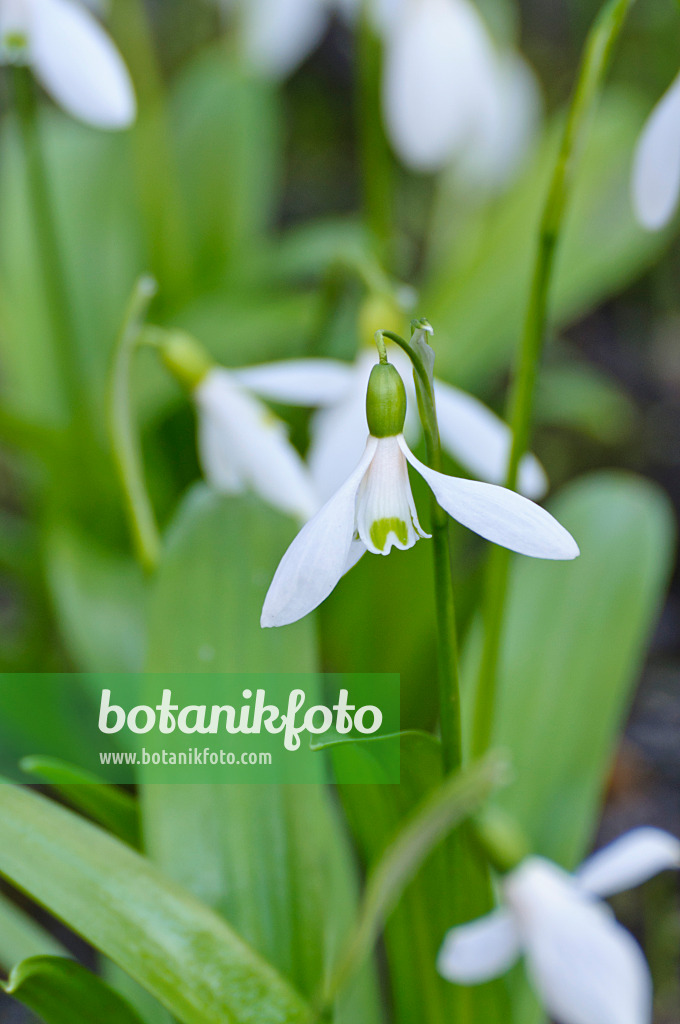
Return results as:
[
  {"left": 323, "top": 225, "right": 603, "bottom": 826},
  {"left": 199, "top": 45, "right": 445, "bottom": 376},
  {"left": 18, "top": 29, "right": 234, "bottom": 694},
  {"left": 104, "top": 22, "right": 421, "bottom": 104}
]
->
[
  {"left": 260, "top": 359, "right": 577, "bottom": 627},
  {"left": 234, "top": 347, "right": 548, "bottom": 503},
  {"left": 0, "top": 0, "right": 136, "bottom": 129},
  {"left": 195, "top": 368, "right": 318, "bottom": 521},
  {"left": 438, "top": 828, "right": 680, "bottom": 1024},
  {"left": 632, "top": 71, "right": 680, "bottom": 231}
]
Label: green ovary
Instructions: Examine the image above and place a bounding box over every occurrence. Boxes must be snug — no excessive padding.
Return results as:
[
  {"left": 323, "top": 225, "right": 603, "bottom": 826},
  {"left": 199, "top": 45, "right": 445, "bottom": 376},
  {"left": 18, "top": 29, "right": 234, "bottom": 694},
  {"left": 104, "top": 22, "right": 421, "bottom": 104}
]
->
[{"left": 370, "top": 517, "right": 409, "bottom": 551}]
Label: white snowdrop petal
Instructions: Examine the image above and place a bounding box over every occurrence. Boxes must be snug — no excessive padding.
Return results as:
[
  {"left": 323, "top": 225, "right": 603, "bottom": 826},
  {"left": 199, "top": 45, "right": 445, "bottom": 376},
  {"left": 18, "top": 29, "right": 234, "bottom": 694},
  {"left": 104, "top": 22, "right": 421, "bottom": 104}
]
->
[
  {"left": 30, "top": 0, "right": 136, "bottom": 128},
  {"left": 632, "top": 71, "right": 680, "bottom": 231},
  {"left": 261, "top": 439, "right": 378, "bottom": 627},
  {"left": 343, "top": 538, "right": 367, "bottom": 574},
  {"left": 196, "top": 370, "right": 318, "bottom": 521},
  {"left": 355, "top": 435, "right": 429, "bottom": 554},
  {"left": 434, "top": 379, "right": 548, "bottom": 499},
  {"left": 0, "top": 0, "right": 32, "bottom": 54},
  {"left": 400, "top": 437, "right": 578, "bottom": 559},
  {"left": 507, "top": 858, "right": 653, "bottom": 1024},
  {"left": 437, "top": 909, "right": 520, "bottom": 984},
  {"left": 240, "top": 0, "right": 328, "bottom": 78},
  {"left": 382, "top": 0, "right": 497, "bottom": 171},
  {"left": 577, "top": 828, "right": 680, "bottom": 899},
  {"left": 232, "top": 359, "right": 354, "bottom": 406}
]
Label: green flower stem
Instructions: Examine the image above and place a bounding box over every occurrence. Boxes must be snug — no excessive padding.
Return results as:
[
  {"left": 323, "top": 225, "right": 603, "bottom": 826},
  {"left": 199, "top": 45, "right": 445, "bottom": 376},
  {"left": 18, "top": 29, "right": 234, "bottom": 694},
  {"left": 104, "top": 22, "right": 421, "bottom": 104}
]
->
[
  {"left": 357, "top": 3, "right": 393, "bottom": 261},
  {"left": 381, "top": 329, "right": 462, "bottom": 774},
  {"left": 107, "top": 0, "right": 193, "bottom": 303},
  {"left": 108, "top": 276, "right": 160, "bottom": 573},
  {"left": 11, "top": 67, "right": 86, "bottom": 426},
  {"left": 472, "top": 0, "right": 637, "bottom": 759}
]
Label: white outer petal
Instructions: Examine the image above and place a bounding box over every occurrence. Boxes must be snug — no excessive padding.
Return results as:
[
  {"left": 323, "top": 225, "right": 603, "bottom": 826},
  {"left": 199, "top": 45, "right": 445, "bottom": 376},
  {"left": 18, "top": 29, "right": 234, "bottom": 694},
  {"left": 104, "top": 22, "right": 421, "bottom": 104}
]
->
[
  {"left": 434, "top": 379, "right": 548, "bottom": 499},
  {"left": 29, "top": 0, "right": 136, "bottom": 129},
  {"left": 231, "top": 359, "right": 354, "bottom": 406},
  {"left": 399, "top": 436, "right": 579, "bottom": 559},
  {"left": 437, "top": 909, "right": 520, "bottom": 984},
  {"left": 196, "top": 369, "right": 318, "bottom": 522},
  {"left": 632, "top": 71, "right": 680, "bottom": 231},
  {"left": 261, "top": 438, "right": 378, "bottom": 627},
  {"left": 577, "top": 828, "right": 680, "bottom": 899},
  {"left": 382, "top": 0, "right": 498, "bottom": 171},
  {"left": 506, "top": 858, "right": 652, "bottom": 1024},
  {"left": 239, "top": 0, "right": 329, "bottom": 78}
]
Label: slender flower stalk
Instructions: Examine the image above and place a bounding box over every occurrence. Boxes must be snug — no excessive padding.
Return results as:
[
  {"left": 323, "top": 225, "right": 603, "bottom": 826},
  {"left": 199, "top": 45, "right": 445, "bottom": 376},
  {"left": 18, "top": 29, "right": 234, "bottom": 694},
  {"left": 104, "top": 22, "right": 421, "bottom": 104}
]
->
[
  {"left": 108, "top": 277, "right": 161, "bottom": 573},
  {"left": 472, "top": 0, "right": 637, "bottom": 759},
  {"left": 11, "top": 66, "right": 84, "bottom": 424}
]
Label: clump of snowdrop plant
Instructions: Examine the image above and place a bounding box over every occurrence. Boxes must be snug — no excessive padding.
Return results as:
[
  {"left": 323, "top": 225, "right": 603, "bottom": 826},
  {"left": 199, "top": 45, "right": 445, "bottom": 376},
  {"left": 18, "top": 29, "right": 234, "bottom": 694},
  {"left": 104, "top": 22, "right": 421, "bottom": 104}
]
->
[
  {"left": 160, "top": 332, "right": 318, "bottom": 522},
  {"left": 632, "top": 70, "right": 680, "bottom": 231},
  {"left": 221, "top": 0, "right": 539, "bottom": 181},
  {"left": 438, "top": 827, "right": 680, "bottom": 1024},
  {"left": 261, "top": 328, "right": 578, "bottom": 627},
  {"left": 0, "top": 0, "right": 136, "bottom": 129}
]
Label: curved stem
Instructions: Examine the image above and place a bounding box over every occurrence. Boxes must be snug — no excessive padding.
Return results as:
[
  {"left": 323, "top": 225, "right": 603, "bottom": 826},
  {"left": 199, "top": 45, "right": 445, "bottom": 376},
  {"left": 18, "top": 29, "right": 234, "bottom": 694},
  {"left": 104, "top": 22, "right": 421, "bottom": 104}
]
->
[
  {"left": 381, "top": 329, "right": 462, "bottom": 774},
  {"left": 11, "top": 67, "right": 85, "bottom": 425},
  {"left": 472, "top": 0, "right": 637, "bottom": 758},
  {"left": 108, "top": 276, "right": 160, "bottom": 573}
]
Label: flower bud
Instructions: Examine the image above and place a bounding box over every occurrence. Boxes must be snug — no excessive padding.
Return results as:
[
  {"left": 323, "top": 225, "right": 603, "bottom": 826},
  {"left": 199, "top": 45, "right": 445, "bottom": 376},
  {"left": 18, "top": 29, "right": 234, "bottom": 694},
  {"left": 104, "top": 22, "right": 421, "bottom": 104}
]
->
[
  {"left": 160, "top": 332, "right": 213, "bottom": 391},
  {"left": 359, "top": 293, "right": 404, "bottom": 348},
  {"left": 366, "top": 362, "right": 407, "bottom": 437}
]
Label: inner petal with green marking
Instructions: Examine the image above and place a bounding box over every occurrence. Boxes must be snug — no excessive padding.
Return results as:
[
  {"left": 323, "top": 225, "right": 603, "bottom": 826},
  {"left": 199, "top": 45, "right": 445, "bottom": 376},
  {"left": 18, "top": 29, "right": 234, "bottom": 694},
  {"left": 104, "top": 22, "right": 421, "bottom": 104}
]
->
[
  {"left": 370, "top": 517, "right": 410, "bottom": 551},
  {"left": 355, "top": 435, "right": 430, "bottom": 555}
]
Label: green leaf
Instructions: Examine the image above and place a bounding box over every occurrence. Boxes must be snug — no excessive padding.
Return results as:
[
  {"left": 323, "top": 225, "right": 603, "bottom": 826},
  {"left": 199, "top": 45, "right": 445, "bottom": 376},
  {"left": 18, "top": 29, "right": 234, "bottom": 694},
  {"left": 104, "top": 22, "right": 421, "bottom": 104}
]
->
[
  {"left": 0, "top": 784, "right": 310, "bottom": 1024},
  {"left": 426, "top": 90, "right": 667, "bottom": 390},
  {"left": 323, "top": 751, "right": 509, "bottom": 1008},
  {"left": 45, "top": 524, "right": 145, "bottom": 673},
  {"left": 464, "top": 471, "right": 675, "bottom": 866},
  {"left": 20, "top": 756, "right": 140, "bottom": 848},
  {"left": 0, "top": 897, "right": 66, "bottom": 971},
  {"left": 3, "top": 956, "right": 145, "bottom": 1024},
  {"left": 143, "top": 486, "right": 382, "bottom": 1023}
]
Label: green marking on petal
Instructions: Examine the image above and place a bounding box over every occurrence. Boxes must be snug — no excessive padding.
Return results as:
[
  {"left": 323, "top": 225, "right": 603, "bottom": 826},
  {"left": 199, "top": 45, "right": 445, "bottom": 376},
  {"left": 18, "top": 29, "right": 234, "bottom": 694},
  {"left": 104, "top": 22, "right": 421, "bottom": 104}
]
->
[
  {"left": 370, "top": 517, "right": 409, "bottom": 551},
  {"left": 3, "top": 32, "right": 29, "bottom": 53}
]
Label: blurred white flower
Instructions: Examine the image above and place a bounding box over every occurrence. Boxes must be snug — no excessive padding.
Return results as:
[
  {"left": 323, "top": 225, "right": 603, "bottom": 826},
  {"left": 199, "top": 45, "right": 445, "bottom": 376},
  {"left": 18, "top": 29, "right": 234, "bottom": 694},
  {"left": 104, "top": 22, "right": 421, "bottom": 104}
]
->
[
  {"left": 223, "top": 0, "right": 538, "bottom": 181},
  {"left": 438, "top": 828, "right": 680, "bottom": 1024},
  {"left": 234, "top": 349, "right": 548, "bottom": 503},
  {"left": 0, "top": 0, "right": 136, "bottom": 128},
  {"left": 632, "top": 72, "right": 680, "bottom": 231},
  {"left": 195, "top": 368, "right": 318, "bottom": 521},
  {"left": 260, "top": 358, "right": 577, "bottom": 627}
]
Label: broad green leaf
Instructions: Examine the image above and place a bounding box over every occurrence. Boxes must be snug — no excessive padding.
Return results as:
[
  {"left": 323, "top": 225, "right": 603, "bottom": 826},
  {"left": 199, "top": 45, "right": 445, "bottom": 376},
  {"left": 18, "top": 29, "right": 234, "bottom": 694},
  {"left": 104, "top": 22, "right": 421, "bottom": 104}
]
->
[
  {"left": 0, "top": 896, "right": 66, "bottom": 970},
  {"left": 45, "top": 524, "right": 145, "bottom": 673},
  {"left": 426, "top": 90, "right": 667, "bottom": 390},
  {"left": 143, "top": 485, "right": 382, "bottom": 1023},
  {"left": 3, "top": 956, "right": 145, "bottom": 1024},
  {"left": 20, "top": 756, "right": 140, "bottom": 848},
  {"left": 0, "top": 784, "right": 310, "bottom": 1024},
  {"left": 464, "top": 472, "right": 675, "bottom": 868}
]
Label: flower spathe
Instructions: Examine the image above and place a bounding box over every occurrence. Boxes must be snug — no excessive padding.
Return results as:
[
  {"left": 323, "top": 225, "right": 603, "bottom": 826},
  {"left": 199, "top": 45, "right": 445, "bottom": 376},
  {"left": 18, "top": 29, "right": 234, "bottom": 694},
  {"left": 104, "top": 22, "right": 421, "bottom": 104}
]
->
[
  {"left": 195, "top": 368, "right": 318, "bottom": 522},
  {"left": 632, "top": 70, "right": 680, "bottom": 231},
  {"left": 260, "top": 420, "right": 578, "bottom": 628},
  {"left": 438, "top": 828, "right": 680, "bottom": 1024},
  {"left": 0, "top": 0, "right": 136, "bottom": 129}
]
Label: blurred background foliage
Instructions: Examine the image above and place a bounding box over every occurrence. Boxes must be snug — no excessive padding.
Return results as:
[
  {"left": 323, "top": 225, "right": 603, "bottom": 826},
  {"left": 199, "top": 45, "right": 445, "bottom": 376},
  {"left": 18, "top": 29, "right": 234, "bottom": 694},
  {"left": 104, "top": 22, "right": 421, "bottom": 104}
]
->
[{"left": 0, "top": 0, "right": 678, "bottom": 1022}]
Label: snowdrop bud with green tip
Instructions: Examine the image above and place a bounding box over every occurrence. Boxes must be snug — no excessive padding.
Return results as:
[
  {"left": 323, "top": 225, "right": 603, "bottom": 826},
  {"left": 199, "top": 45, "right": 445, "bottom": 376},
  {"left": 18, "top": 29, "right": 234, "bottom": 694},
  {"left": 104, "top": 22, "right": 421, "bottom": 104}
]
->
[
  {"left": 160, "top": 332, "right": 318, "bottom": 522},
  {"left": 261, "top": 355, "right": 578, "bottom": 628}
]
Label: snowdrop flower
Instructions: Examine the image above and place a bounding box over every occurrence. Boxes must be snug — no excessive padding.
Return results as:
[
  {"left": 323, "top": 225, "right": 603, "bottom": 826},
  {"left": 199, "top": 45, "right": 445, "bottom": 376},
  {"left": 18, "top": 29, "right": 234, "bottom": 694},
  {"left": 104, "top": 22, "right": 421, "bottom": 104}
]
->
[
  {"left": 234, "top": 345, "right": 547, "bottom": 503},
  {"left": 261, "top": 355, "right": 577, "bottom": 627},
  {"left": 632, "top": 72, "right": 680, "bottom": 231},
  {"left": 438, "top": 827, "right": 680, "bottom": 1024},
  {"left": 161, "top": 335, "right": 318, "bottom": 522},
  {"left": 0, "top": 0, "right": 136, "bottom": 129}
]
